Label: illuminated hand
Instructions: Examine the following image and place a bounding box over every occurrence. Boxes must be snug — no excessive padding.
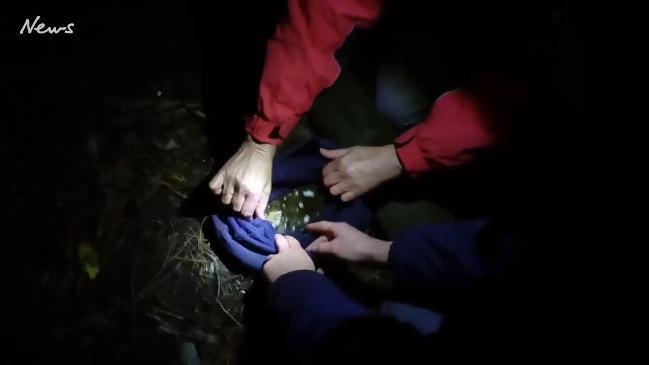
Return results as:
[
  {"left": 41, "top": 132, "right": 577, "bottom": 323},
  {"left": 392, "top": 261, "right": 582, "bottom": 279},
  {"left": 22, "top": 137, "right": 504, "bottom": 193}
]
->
[
  {"left": 209, "top": 135, "right": 276, "bottom": 218},
  {"left": 306, "top": 221, "right": 392, "bottom": 264},
  {"left": 263, "top": 234, "right": 315, "bottom": 282},
  {"left": 321, "top": 144, "right": 403, "bottom": 202}
]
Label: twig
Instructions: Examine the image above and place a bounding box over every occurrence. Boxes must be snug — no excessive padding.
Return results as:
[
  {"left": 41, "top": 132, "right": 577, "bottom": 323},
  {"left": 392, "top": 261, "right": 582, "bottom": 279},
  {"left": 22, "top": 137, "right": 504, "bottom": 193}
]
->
[
  {"left": 216, "top": 299, "right": 242, "bottom": 328},
  {"left": 199, "top": 216, "right": 221, "bottom": 298},
  {"left": 150, "top": 178, "right": 188, "bottom": 199},
  {"left": 215, "top": 257, "right": 222, "bottom": 299},
  {"left": 152, "top": 307, "right": 185, "bottom": 321},
  {"left": 172, "top": 258, "right": 210, "bottom": 264},
  {"left": 141, "top": 237, "right": 177, "bottom": 296},
  {"left": 221, "top": 274, "right": 243, "bottom": 284}
]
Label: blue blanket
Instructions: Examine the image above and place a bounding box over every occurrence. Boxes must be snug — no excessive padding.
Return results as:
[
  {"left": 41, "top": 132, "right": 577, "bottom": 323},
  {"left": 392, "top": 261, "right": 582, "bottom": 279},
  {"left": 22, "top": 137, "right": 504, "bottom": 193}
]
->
[{"left": 211, "top": 139, "right": 372, "bottom": 273}]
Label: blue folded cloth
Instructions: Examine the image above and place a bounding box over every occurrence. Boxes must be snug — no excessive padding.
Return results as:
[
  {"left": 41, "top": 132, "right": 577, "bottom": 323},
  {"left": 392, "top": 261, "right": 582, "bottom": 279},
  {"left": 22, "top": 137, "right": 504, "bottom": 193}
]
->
[
  {"left": 211, "top": 139, "right": 372, "bottom": 273},
  {"left": 211, "top": 215, "right": 276, "bottom": 272}
]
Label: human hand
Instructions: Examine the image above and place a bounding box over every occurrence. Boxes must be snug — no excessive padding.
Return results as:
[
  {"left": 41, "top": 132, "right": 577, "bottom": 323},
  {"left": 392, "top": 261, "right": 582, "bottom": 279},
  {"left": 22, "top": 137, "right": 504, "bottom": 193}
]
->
[
  {"left": 305, "top": 221, "right": 392, "bottom": 264},
  {"left": 320, "top": 144, "right": 402, "bottom": 202},
  {"left": 263, "top": 234, "right": 315, "bottom": 283},
  {"left": 209, "top": 135, "right": 276, "bottom": 218}
]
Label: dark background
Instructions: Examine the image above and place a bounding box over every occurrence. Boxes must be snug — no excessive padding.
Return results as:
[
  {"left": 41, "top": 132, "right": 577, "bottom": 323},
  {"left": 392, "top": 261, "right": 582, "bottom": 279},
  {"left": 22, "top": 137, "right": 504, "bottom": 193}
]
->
[
  {"left": 1, "top": 1, "right": 641, "bottom": 364},
  {"left": 2, "top": 3, "right": 287, "bottom": 363}
]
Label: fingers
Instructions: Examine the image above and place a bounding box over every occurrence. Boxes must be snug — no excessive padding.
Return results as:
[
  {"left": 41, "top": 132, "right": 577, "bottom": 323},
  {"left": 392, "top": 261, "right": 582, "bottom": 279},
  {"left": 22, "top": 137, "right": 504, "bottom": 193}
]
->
[
  {"left": 329, "top": 182, "right": 349, "bottom": 196},
  {"left": 306, "top": 235, "right": 328, "bottom": 251},
  {"left": 306, "top": 221, "right": 338, "bottom": 235},
  {"left": 240, "top": 193, "right": 260, "bottom": 217},
  {"left": 225, "top": 180, "right": 271, "bottom": 218},
  {"left": 320, "top": 147, "right": 348, "bottom": 160},
  {"left": 275, "top": 234, "right": 289, "bottom": 252},
  {"left": 306, "top": 238, "right": 336, "bottom": 255},
  {"left": 209, "top": 171, "right": 225, "bottom": 195},
  {"left": 323, "top": 171, "right": 342, "bottom": 187},
  {"left": 341, "top": 191, "right": 356, "bottom": 202},
  {"left": 221, "top": 178, "right": 235, "bottom": 205},
  {"left": 322, "top": 159, "right": 339, "bottom": 177},
  {"left": 232, "top": 190, "right": 245, "bottom": 212},
  {"left": 306, "top": 221, "right": 334, "bottom": 232},
  {"left": 255, "top": 186, "right": 271, "bottom": 219},
  {"left": 284, "top": 235, "right": 300, "bottom": 249},
  {"left": 275, "top": 234, "right": 300, "bottom": 251}
]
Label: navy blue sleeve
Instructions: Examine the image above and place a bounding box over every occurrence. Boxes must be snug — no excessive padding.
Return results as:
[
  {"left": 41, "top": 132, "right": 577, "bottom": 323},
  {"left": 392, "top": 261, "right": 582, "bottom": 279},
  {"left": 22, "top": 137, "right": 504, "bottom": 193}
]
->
[
  {"left": 266, "top": 270, "right": 369, "bottom": 353},
  {"left": 388, "top": 219, "right": 515, "bottom": 305}
]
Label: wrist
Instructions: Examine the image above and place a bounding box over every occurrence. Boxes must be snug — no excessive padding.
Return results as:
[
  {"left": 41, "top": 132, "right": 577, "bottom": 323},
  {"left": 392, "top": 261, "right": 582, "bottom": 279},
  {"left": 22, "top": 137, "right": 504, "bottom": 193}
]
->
[
  {"left": 245, "top": 134, "right": 277, "bottom": 158},
  {"left": 369, "top": 239, "right": 393, "bottom": 264},
  {"left": 382, "top": 144, "right": 403, "bottom": 179},
  {"left": 270, "top": 268, "right": 315, "bottom": 283}
]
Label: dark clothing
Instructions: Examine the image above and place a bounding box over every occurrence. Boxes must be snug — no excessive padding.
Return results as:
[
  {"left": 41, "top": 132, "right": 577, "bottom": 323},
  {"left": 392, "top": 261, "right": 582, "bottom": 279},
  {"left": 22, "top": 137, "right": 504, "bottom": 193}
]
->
[{"left": 265, "top": 219, "right": 521, "bottom": 363}]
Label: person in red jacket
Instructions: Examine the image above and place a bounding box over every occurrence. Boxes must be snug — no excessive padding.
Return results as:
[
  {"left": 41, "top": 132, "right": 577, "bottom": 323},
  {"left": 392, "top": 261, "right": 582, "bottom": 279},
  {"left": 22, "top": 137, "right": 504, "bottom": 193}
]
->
[{"left": 209, "top": 0, "right": 527, "bottom": 218}]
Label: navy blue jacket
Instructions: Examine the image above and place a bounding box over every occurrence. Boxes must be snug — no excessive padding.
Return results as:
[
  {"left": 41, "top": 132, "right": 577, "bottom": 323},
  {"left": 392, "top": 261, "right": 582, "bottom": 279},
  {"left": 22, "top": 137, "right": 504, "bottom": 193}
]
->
[{"left": 265, "top": 219, "right": 520, "bottom": 361}]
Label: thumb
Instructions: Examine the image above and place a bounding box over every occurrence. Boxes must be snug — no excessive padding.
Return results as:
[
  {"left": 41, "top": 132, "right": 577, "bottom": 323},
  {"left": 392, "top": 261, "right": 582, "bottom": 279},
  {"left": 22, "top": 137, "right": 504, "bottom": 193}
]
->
[
  {"left": 306, "top": 235, "right": 329, "bottom": 252},
  {"left": 306, "top": 221, "right": 337, "bottom": 235},
  {"left": 275, "top": 234, "right": 289, "bottom": 252},
  {"left": 310, "top": 240, "right": 336, "bottom": 255},
  {"left": 320, "top": 148, "right": 348, "bottom": 160}
]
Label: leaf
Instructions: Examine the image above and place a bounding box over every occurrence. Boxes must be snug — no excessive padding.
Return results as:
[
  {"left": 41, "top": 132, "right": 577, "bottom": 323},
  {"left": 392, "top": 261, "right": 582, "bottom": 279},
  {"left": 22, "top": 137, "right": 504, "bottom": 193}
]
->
[{"left": 78, "top": 241, "right": 100, "bottom": 280}]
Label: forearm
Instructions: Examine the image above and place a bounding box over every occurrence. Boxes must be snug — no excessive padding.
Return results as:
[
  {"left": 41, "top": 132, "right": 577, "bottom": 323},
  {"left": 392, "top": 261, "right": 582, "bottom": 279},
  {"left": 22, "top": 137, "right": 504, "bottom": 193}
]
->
[
  {"left": 267, "top": 270, "right": 369, "bottom": 351},
  {"left": 394, "top": 77, "right": 525, "bottom": 175},
  {"left": 247, "top": 0, "right": 383, "bottom": 144}
]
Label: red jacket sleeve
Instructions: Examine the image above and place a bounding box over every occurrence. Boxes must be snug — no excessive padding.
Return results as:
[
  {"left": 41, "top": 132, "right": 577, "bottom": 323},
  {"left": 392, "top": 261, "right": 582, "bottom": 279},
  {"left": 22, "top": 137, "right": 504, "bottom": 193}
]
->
[
  {"left": 394, "top": 76, "right": 526, "bottom": 174},
  {"left": 246, "top": 0, "right": 383, "bottom": 144}
]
